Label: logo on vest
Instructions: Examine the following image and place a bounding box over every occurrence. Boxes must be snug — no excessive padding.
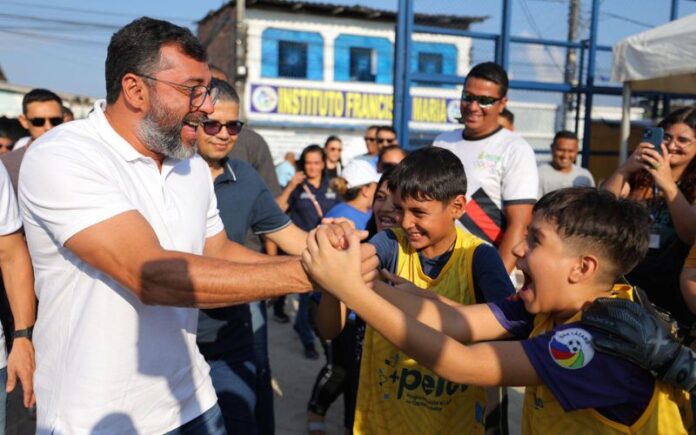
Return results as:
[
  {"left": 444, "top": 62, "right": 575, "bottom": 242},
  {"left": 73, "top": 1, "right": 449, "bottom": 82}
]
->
[{"left": 548, "top": 327, "right": 594, "bottom": 369}]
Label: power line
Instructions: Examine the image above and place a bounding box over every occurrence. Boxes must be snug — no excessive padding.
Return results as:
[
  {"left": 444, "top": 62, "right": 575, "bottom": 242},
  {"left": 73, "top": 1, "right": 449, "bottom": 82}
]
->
[
  {"left": 0, "top": 12, "right": 121, "bottom": 30},
  {"left": 601, "top": 12, "right": 653, "bottom": 28},
  {"left": 0, "top": 1, "right": 194, "bottom": 24},
  {"left": 517, "top": 0, "right": 565, "bottom": 76}
]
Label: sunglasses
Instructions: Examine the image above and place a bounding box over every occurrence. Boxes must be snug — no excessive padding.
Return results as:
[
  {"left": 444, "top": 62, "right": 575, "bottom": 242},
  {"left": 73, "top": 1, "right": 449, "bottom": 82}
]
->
[
  {"left": 201, "top": 120, "right": 244, "bottom": 136},
  {"left": 29, "top": 117, "right": 63, "bottom": 127},
  {"left": 376, "top": 138, "right": 396, "bottom": 144},
  {"left": 461, "top": 92, "right": 502, "bottom": 109}
]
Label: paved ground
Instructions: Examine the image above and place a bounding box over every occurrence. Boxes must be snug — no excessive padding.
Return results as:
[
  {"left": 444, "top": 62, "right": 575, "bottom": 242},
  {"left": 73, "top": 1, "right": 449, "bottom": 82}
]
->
[{"left": 270, "top": 296, "right": 524, "bottom": 435}]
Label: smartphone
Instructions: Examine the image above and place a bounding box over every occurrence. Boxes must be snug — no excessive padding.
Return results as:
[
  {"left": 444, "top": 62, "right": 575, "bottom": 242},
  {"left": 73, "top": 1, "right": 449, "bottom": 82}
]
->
[{"left": 642, "top": 127, "right": 664, "bottom": 151}]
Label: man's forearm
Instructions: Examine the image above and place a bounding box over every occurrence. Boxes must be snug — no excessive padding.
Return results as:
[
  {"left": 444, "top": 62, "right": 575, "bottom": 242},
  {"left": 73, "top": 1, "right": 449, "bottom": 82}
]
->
[
  {"left": 139, "top": 251, "right": 311, "bottom": 308},
  {"left": 0, "top": 233, "right": 36, "bottom": 329},
  {"left": 207, "top": 236, "right": 294, "bottom": 264}
]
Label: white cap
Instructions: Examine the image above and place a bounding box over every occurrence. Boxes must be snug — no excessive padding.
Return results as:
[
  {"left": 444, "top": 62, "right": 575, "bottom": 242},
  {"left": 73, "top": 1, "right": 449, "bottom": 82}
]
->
[{"left": 342, "top": 159, "right": 381, "bottom": 188}]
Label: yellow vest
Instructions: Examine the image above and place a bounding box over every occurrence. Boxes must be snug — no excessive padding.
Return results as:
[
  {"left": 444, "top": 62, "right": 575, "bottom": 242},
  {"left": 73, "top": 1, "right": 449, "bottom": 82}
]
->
[
  {"left": 522, "top": 284, "right": 693, "bottom": 435},
  {"left": 354, "top": 227, "right": 486, "bottom": 435}
]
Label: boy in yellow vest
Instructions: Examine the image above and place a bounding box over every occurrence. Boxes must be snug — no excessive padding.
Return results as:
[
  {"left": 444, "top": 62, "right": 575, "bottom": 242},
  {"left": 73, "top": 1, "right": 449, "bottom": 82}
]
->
[
  {"left": 315, "top": 147, "right": 515, "bottom": 434},
  {"left": 304, "top": 187, "right": 692, "bottom": 434}
]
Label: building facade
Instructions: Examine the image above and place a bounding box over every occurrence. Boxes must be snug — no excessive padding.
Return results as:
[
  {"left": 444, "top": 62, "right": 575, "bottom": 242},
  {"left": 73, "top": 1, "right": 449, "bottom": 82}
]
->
[{"left": 199, "top": 0, "right": 482, "bottom": 162}]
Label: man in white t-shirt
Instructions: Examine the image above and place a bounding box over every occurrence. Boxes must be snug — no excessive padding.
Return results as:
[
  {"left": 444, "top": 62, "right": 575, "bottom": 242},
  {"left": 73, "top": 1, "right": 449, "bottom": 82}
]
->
[
  {"left": 434, "top": 62, "right": 538, "bottom": 274},
  {"left": 18, "top": 18, "right": 376, "bottom": 434},
  {"left": 537, "top": 130, "right": 595, "bottom": 197},
  {"left": 0, "top": 163, "right": 37, "bottom": 431}
]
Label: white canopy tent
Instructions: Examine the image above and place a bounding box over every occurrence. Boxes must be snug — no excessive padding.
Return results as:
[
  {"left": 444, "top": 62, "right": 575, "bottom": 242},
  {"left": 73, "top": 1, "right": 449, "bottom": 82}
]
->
[{"left": 612, "top": 14, "right": 696, "bottom": 162}]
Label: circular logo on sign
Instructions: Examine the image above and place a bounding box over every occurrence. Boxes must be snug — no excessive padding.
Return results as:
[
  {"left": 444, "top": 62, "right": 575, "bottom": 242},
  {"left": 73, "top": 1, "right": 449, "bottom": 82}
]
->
[
  {"left": 251, "top": 86, "right": 278, "bottom": 113},
  {"left": 446, "top": 100, "right": 461, "bottom": 124},
  {"left": 548, "top": 327, "right": 594, "bottom": 369}
]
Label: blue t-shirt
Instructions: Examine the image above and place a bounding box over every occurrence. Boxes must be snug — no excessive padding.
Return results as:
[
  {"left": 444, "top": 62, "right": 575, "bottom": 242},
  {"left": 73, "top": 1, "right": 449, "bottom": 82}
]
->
[
  {"left": 275, "top": 160, "right": 295, "bottom": 187},
  {"left": 325, "top": 202, "right": 372, "bottom": 231},
  {"left": 488, "top": 297, "right": 654, "bottom": 425},
  {"left": 287, "top": 178, "right": 339, "bottom": 231},
  {"left": 368, "top": 229, "right": 514, "bottom": 302},
  {"left": 197, "top": 158, "right": 291, "bottom": 360}
]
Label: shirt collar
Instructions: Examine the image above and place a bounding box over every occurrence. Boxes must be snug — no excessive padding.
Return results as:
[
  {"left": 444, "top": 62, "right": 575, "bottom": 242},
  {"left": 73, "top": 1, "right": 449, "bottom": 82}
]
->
[
  {"left": 91, "top": 100, "right": 144, "bottom": 162},
  {"left": 90, "top": 99, "right": 184, "bottom": 173},
  {"left": 215, "top": 157, "right": 237, "bottom": 184}
]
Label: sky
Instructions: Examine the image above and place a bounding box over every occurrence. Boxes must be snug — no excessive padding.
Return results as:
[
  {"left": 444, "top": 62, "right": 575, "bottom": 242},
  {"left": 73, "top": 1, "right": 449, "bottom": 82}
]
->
[{"left": 0, "top": 0, "right": 695, "bottom": 98}]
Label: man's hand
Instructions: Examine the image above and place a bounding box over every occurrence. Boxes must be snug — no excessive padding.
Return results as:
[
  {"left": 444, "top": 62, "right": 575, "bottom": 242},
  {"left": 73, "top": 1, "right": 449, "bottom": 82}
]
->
[
  {"left": 581, "top": 298, "right": 696, "bottom": 393},
  {"left": 6, "top": 338, "right": 36, "bottom": 407},
  {"left": 319, "top": 219, "right": 369, "bottom": 250}
]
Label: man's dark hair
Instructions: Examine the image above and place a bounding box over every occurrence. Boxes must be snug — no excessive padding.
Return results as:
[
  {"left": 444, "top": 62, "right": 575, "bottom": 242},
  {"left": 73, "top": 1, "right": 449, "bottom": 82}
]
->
[
  {"left": 22, "top": 89, "right": 62, "bottom": 115},
  {"left": 105, "top": 17, "right": 207, "bottom": 104},
  {"left": 211, "top": 78, "right": 239, "bottom": 104},
  {"left": 552, "top": 130, "right": 579, "bottom": 145},
  {"left": 500, "top": 108, "right": 514, "bottom": 124},
  {"left": 534, "top": 188, "right": 650, "bottom": 281},
  {"left": 388, "top": 147, "right": 466, "bottom": 203},
  {"left": 466, "top": 62, "right": 509, "bottom": 97},
  {"left": 376, "top": 125, "right": 397, "bottom": 136}
]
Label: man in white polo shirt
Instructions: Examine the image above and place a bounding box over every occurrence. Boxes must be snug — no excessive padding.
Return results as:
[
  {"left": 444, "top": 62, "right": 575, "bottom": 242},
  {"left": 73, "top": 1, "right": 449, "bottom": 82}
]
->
[
  {"left": 18, "top": 18, "right": 377, "bottom": 434},
  {"left": 0, "top": 162, "right": 36, "bottom": 433}
]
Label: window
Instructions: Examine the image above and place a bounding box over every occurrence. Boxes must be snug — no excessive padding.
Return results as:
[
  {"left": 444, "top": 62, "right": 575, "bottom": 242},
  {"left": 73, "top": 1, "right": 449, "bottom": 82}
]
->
[
  {"left": 418, "top": 52, "right": 443, "bottom": 75},
  {"left": 349, "top": 47, "right": 376, "bottom": 82},
  {"left": 278, "top": 40, "right": 308, "bottom": 78}
]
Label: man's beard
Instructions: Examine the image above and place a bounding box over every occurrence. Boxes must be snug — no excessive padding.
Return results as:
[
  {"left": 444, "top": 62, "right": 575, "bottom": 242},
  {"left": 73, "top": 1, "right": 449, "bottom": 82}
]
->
[{"left": 137, "top": 91, "right": 204, "bottom": 160}]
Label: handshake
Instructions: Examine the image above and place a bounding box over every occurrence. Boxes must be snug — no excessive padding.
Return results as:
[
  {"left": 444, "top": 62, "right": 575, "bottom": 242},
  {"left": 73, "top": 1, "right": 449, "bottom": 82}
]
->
[{"left": 301, "top": 219, "right": 380, "bottom": 299}]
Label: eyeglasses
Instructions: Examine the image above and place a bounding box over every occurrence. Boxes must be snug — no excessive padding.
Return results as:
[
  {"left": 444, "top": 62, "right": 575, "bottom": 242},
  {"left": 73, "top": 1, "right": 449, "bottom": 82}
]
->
[
  {"left": 662, "top": 133, "right": 695, "bottom": 148},
  {"left": 29, "top": 117, "right": 63, "bottom": 127},
  {"left": 461, "top": 92, "right": 502, "bottom": 109},
  {"left": 201, "top": 120, "right": 245, "bottom": 136},
  {"left": 134, "top": 73, "right": 220, "bottom": 110}
]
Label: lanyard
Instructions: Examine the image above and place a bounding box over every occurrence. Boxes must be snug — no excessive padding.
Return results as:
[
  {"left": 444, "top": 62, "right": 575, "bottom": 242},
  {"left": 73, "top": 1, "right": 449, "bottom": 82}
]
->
[{"left": 302, "top": 182, "right": 324, "bottom": 218}]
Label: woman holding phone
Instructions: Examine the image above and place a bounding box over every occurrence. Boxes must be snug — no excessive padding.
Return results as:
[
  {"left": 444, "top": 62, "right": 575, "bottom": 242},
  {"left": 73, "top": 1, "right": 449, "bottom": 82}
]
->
[{"left": 602, "top": 106, "right": 696, "bottom": 324}]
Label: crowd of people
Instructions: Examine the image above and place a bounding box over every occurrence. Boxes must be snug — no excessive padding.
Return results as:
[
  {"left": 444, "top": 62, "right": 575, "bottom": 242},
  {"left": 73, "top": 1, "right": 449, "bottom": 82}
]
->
[{"left": 0, "top": 15, "right": 696, "bottom": 435}]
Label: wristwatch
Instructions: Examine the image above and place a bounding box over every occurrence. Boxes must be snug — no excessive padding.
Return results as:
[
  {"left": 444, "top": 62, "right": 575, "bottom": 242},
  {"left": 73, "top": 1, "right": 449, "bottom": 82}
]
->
[{"left": 13, "top": 326, "right": 33, "bottom": 340}]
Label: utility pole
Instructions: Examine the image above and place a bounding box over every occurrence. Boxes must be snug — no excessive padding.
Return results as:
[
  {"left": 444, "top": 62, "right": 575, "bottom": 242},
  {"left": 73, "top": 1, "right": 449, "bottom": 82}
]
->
[
  {"left": 563, "top": 0, "right": 580, "bottom": 129},
  {"left": 236, "top": 0, "right": 248, "bottom": 119}
]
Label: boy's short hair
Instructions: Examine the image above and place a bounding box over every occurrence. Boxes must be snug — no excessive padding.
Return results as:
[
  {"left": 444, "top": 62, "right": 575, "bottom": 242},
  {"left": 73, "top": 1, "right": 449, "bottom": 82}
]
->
[
  {"left": 534, "top": 188, "right": 650, "bottom": 281},
  {"left": 388, "top": 147, "right": 467, "bottom": 203}
]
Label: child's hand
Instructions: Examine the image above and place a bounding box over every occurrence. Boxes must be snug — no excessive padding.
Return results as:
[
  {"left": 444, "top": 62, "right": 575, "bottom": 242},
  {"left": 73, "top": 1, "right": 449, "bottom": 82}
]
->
[
  {"left": 380, "top": 269, "right": 432, "bottom": 298},
  {"left": 302, "top": 226, "right": 364, "bottom": 300}
]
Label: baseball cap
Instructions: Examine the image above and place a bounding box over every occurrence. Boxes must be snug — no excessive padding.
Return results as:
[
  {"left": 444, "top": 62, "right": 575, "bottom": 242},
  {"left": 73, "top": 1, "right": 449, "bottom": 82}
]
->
[{"left": 342, "top": 159, "right": 381, "bottom": 188}]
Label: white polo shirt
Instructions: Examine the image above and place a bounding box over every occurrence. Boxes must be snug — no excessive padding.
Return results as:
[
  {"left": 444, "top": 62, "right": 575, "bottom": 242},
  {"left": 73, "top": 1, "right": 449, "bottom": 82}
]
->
[
  {"left": 18, "top": 101, "right": 222, "bottom": 434},
  {"left": 0, "top": 163, "right": 22, "bottom": 371},
  {"left": 434, "top": 128, "right": 538, "bottom": 245}
]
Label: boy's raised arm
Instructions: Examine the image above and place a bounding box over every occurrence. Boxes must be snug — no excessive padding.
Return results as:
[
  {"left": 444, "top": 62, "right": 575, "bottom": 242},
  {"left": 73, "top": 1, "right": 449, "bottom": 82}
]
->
[
  {"left": 373, "top": 278, "right": 512, "bottom": 343},
  {"left": 302, "top": 227, "right": 541, "bottom": 387}
]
